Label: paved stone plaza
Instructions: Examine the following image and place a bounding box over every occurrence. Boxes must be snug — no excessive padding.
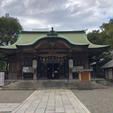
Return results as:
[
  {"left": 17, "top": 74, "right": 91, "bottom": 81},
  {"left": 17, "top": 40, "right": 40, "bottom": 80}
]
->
[
  {"left": 0, "top": 90, "right": 34, "bottom": 103},
  {"left": 73, "top": 87, "right": 113, "bottom": 113},
  {"left": 0, "top": 89, "right": 91, "bottom": 113},
  {"left": 0, "top": 103, "right": 20, "bottom": 112},
  {"left": 0, "top": 87, "right": 113, "bottom": 113},
  {"left": 0, "top": 90, "right": 33, "bottom": 113}
]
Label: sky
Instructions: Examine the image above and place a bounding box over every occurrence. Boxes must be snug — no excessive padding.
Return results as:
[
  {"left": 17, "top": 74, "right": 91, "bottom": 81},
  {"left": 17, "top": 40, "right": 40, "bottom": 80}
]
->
[{"left": 0, "top": 0, "right": 113, "bottom": 31}]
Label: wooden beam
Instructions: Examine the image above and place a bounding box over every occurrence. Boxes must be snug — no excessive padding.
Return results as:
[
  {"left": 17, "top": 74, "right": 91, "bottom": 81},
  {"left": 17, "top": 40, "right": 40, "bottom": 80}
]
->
[{"left": 38, "top": 54, "right": 67, "bottom": 57}]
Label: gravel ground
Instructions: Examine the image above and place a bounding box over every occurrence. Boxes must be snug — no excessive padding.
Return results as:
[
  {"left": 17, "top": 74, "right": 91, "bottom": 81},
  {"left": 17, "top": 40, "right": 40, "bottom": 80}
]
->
[
  {"left": 72, "top": 87, "right": 113, "bottom": 113},
  {"left": 0, "top": 90, "right": 34, "bottom": 103}
]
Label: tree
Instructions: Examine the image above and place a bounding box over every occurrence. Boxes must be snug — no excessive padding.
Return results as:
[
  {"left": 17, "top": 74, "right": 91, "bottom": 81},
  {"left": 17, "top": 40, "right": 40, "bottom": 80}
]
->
[
  {"left": 109, "top": 19, "right": 113, "bottom": 24},
  {"left": 87, "top": 30, "right": 104, "bottom": 45},
  {"left": 0, "top": 14, "right": 22, "bottom": 72},
  {"left": 88, "top": 19, "right": 113, "bottom": 49},
  {"left": 0, "top": 15, "right": 22, "bottom": 46},
  {"left": 100, "top": 19, "right": 113, "bottom": 48},
  {"left": 0, "top": 61, "right": 6, "bottom": 71},
  {"left": 88, "top": 19, "right": 113, "bottom": 71}
]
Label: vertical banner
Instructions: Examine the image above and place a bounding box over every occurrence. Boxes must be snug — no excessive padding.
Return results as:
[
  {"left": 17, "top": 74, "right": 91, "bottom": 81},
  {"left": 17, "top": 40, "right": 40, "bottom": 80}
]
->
[{"left": 0, "top": 72, "right": 4, "bottom": 86}]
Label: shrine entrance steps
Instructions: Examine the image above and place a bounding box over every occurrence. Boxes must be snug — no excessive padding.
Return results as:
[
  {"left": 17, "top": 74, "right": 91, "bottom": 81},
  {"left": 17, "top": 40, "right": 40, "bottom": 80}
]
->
[{"left": 2, "top": 80, "right": 106, "bottom": 90}]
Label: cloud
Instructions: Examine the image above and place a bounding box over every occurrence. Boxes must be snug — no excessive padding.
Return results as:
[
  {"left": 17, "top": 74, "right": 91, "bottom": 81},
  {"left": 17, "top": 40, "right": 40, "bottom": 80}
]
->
[{"left": 0, "top": 0, "right": 113, "bottom": 31}]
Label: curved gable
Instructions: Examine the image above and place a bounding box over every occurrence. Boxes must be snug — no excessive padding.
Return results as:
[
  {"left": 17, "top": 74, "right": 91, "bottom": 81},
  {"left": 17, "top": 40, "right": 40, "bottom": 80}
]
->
[{"left": 0, "top": 30, "right": 109, "bottom": 50}]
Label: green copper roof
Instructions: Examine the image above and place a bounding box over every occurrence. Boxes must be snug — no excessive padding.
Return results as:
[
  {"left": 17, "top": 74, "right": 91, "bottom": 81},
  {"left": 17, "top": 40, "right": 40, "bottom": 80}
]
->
[
  {"left": 0, "top": 44, "right": 17, "bottom": 49},
  {"left": 0, "top": 30, "right": 108, "bottom": 49}
]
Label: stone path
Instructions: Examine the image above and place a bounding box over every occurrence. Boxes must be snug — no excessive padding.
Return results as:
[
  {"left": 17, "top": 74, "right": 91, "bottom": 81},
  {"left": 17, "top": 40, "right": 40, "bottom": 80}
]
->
[
  {"left": 11, "top": 89, "right": 91, "bottom": 113},
  {"left": 0, "top": 103, "right": 20, "bottom": 112}
]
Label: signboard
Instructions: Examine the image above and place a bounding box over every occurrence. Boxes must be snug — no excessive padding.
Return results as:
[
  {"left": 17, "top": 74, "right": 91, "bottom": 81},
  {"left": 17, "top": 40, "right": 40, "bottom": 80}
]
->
[
  {"left": 0, "top": 72, "right": 4, "bottom": 86},
  {"left": 72, "top": 66, "right": 83, "bottom": 72},
  {"left": 72, "top": 67, "right": 93, "bottom": 72},
  {"left": 22, "top": 67, "right": 33, "bottom": 73},
  {"left": 74, "top": 66, "right": 83, "bottom": 69}
]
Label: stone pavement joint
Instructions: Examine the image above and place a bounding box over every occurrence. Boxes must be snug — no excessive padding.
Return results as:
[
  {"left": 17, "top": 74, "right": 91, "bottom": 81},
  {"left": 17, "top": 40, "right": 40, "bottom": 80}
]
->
[
  {"left": 0, "top": 103, "right": 20, "bottom": 112},
  {"left": 10, "top": 89, "right": 91, "bottom": 113}
]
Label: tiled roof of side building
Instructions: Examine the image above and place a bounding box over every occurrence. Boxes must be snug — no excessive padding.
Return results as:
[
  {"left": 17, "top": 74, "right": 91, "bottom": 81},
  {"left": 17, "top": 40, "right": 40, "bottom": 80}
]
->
[
  {"left": 0, "top": 30, "right": 109, "bottom": 49},
  {"left": 102, "top": 60, "right": 113, "bottom": 68}
]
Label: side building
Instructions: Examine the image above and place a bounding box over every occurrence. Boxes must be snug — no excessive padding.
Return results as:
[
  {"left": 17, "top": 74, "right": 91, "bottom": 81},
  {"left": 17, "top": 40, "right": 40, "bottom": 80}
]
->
[
  {"left": 0, "top": 28, "right": 109, "bottom": 81},
  {"left": 102, "top": 51, "right": 113, "bottom": 81}
]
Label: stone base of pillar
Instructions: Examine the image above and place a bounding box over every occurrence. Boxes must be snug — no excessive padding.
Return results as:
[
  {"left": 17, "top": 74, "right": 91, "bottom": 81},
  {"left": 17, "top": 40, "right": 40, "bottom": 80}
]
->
[
  {"left": 33, "top": 69, "right": 37, "bottom": 80},
  {"left": 69, "top": 68, "right": 73, "bottom": 80},
  {"left": 79, "top": 72, "right": 81, "bottom": 81}
]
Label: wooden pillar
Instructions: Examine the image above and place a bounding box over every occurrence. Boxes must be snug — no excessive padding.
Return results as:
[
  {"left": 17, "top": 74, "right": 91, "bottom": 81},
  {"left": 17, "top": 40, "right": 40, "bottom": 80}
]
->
[
  {"left": 32, "top": 59, "right": 37, "bottom": 80},
  {"left": 20, "top": 53, "right": 24, "bottom": 80},
  {"left": 112, "top": 68, "right": 113, "bottom": 80},
  {"left": 6, "top": 61, "right": 9, "bottom": 79},
  {"left": 84, "top": 54, "right": 89, "bottom": 69},
  {"left": 69, "top": 59, "right": 73, "bottom": 80}
]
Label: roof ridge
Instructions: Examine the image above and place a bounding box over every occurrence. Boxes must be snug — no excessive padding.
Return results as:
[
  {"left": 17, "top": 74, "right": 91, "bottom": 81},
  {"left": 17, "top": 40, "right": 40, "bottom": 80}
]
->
[{"left": 21, "top": 30, "right": 85, "bottom": 34}]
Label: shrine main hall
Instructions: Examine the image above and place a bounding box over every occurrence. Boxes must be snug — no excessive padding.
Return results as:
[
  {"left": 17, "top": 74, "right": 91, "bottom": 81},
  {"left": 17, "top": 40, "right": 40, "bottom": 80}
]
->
[{"left": 0, "top": 28, "right": 108, "bottom": 81}]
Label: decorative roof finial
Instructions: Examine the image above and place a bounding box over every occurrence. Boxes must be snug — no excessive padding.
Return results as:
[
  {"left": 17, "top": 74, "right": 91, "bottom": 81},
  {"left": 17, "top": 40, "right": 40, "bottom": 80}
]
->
[
  {"left": 51, "top": 27, "right": 54, "bottom": 32},
  {"left": 47, "top": 27, "right": 58, "bottom": 37}
]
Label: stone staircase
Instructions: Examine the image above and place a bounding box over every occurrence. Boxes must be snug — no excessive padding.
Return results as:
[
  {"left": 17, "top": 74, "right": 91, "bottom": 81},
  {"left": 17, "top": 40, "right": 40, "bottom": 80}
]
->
[
  {"left": 2, "top": 79, "right": 107, "bottom": 90},
  {"left": 2, "top": 80, "right": 76, "bottom": 90},
  {"left": 94, "top": 79, "right": 113, "bottom": 86}
]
